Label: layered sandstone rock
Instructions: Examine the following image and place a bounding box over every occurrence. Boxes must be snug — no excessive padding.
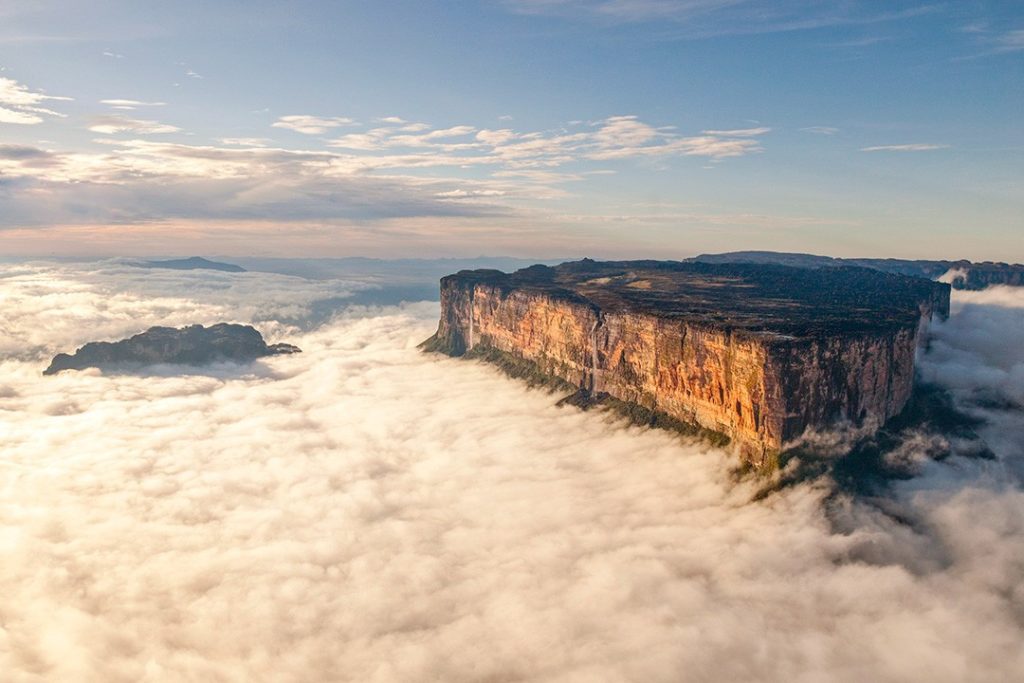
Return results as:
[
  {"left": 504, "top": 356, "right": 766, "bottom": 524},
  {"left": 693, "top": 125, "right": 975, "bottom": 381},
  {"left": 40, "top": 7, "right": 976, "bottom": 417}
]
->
[{"left": 423, "top": 260, "right": 950, "bottom": 465}]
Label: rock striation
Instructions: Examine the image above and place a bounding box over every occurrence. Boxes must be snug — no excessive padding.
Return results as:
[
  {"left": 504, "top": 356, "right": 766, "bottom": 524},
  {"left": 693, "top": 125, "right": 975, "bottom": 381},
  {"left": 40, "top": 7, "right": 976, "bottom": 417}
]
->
[
  {"left": 44, "top": 323, "right": 299, "bottom": 375},
  {"left": 423, "top": 259, "right": 950, "bottom": 465}
]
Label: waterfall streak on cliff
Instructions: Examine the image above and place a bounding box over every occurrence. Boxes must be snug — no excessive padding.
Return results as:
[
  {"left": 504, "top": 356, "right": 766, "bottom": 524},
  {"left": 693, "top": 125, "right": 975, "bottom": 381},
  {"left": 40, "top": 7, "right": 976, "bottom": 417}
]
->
[{"left": 468, "top": 289, "right": 475, "bottom": 351}]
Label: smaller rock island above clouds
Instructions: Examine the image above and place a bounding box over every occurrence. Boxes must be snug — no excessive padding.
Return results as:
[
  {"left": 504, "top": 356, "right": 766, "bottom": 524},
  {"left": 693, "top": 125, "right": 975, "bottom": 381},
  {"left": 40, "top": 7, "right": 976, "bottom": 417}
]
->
[{"left": 44, "top": 324, "right": 300, "bottom": 375}]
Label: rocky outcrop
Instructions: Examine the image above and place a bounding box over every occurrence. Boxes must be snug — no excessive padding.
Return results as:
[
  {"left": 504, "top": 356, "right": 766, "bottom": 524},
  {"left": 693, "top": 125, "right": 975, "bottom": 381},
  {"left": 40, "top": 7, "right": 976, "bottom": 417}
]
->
[
  {"left": 423, "top": 260, "right": 950, "bottom": 465},
  {"left": 44, "top": 323, "right": 299, "bottom": 375}
]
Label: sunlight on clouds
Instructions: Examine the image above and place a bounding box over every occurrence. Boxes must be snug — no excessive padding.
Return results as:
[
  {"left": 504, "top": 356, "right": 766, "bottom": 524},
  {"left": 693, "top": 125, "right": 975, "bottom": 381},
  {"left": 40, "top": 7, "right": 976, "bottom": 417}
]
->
[
  {"left": 0, "top": 262, "right": 368, "bottom": 360},
  {"left": 219, "top": 137, "right": 271, "bottom": 146},
  {"left": 99, "top": 99, "right": 167, "bottom": 111},
  {"left": 0, "top": 112, "right": 770, "bottom": 233},
  {"left": 0, "top": 72, "right": 772, "bottom": 237},
  {"left": 88, "top": 116, "right": 181, "bottom": 135},
  {"left": 325, "top": 114, "right": 766, "bottom": 162},
  {"left": 860, "top": 144, "right": 950, "bottom": 152},
  {"left": 0, "top": 105, "right": 42, "bottom": 124},
  {"left": 0, "top": 217, "right": 582, "bottom": 259},
  {"left": 0, "top": 76, "right": 70, "bottom": 124},
  {"left": 0, "top": 264, "right": 1022, "bottom": 681},
  {"left": 272, "top": 114, "right": 358, "bottom": 134}
]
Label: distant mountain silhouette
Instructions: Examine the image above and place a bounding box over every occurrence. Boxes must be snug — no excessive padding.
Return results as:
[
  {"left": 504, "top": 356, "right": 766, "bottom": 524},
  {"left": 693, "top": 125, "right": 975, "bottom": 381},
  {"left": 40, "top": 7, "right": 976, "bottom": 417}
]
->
[
  {"left": 141, "top": 256, "right": 246, "bottom": 272},
  {"left": 691, "top": 251, "right": 1024, "bottom": 290}
]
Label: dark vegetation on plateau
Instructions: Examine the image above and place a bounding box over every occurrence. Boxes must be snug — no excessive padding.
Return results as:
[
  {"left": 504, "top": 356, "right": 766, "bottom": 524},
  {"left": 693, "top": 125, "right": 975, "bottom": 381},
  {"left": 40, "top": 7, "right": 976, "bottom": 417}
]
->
[
  {"left": 444, "top": 258, "right": 949, "bottom": 337},
  {"left": 693, "top": 250, "right": 1024, "bottom": 290}
]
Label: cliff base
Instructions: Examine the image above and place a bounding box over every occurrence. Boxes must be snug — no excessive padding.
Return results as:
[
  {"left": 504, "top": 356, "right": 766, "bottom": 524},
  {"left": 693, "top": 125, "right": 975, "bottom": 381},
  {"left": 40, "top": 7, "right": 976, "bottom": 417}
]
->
[{"left": 423, "top": 338, "right": 734, "bottom": 452}]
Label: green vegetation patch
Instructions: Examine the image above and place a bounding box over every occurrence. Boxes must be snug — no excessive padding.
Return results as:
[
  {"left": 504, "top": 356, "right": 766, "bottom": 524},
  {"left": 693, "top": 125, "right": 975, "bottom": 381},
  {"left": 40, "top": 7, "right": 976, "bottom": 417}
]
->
[
  {"left": 559, "top": 389, "right": 732, "bottom": 448},
  {"left": 464, "top": 344, "right": 577, "bottom": 392},
  {"left": 418, "top": 332, "right": 452, "bottom": 354}
]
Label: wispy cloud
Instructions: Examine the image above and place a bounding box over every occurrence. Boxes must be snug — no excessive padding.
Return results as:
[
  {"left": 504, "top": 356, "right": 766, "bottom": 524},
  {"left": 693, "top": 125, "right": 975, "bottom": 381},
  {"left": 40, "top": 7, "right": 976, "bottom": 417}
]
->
[
  {"left": 0, "top": 111, "right": 768, "bottom": 231},
  {"left": 0, "top": 106, "right": 45, "bottom": 125},
  {"left": 701, "top": 127, "right": 771, "bottom": 137},
  {"left": 220, "top": 137, "right": 272, "bottom": 147},
  {"left": 88, "top": 115, "right": 181, "bottom": 135},
  {"left": 328, "top": 114, "right": 767, "bottom": 163},
  {"left": 860, "top": 143, "right": 949, "bottom": 152},
  {"left": 953, "top": 24, "right": 1024, "bottom": 60},
  {"left": 822, "top": 35, "right": 891, "bottom": 48},
  {"left": 503, "top": 0, "right": 938, "bottom": 39},
  {"left": 0, "top": 143, "right": 54, "bottom": 160},
  {"left": 100, "top": 98, "right": 167, "bottom": 110},
  {"left": 0, "top": 76, "right": 71, "bottom": 125},
  {"left": 993, "top": 28, "right": 1024, "bottom": 53},
  {"left": 0, "top": 139, "right": 519, "bottom": 228},
  {"left": 272, "top": 115, "right": 358, "bottom": 135},
  {"left": 800, "top": 126, "right": 839, "bottom": 135}
]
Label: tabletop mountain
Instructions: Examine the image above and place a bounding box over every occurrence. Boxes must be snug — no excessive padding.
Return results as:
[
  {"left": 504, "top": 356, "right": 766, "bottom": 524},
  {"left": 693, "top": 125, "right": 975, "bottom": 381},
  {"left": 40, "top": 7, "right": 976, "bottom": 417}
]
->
[
  {"left": 44, "top": 323, "right": 299, "bottom": 375},
  {"left": 423, "top": 259, "right": 950, "bottom": 467}
]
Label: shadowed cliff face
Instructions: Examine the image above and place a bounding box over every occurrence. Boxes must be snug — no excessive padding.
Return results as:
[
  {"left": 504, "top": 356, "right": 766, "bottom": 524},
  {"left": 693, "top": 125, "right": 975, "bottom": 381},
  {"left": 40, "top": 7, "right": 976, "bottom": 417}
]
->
[
  {"left": 424, "top": 260, "right": 950, "bottom": 465},
  {"left": 44, "top": 323, "right": 301, "bottom": 375}
]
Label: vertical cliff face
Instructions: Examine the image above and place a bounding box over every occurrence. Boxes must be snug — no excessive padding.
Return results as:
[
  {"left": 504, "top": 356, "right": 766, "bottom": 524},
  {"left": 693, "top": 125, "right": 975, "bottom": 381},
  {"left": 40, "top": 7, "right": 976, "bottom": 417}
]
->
[
  {"left": 425, "top": 261, "right": 950, "bottom": 464},
  {"left": 768, "top": 330, "right": 919, "bottom": 442}
]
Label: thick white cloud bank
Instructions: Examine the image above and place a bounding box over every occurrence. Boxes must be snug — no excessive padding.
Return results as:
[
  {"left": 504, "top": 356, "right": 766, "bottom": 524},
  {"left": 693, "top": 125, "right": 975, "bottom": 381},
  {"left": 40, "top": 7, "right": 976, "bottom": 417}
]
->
[{"left": 1, "top": 264, "right": 1022, "bottom": 682}]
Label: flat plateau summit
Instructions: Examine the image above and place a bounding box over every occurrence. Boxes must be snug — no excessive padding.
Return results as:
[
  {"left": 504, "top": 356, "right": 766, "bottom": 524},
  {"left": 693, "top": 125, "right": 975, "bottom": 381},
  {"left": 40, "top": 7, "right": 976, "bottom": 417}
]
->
[
  {"left": 44, "top": 323, "right": 300, "bottom": 375},
  {"left": 424, "top": 259, "right": 951, "bottom": 466}
]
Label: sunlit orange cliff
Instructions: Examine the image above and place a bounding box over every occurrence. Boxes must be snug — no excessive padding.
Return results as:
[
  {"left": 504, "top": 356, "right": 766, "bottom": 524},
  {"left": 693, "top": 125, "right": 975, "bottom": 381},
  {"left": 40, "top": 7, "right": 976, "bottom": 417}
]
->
[{"left": 423, "top": 259, "right": 950, "bottom": 467}]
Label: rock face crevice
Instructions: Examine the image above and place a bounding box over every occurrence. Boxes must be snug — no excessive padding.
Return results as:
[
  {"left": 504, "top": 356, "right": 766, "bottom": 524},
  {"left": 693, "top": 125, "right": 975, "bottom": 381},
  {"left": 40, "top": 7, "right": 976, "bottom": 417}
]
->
[{"left": 424, "top": 260, "right": 950, "bottom": 465}]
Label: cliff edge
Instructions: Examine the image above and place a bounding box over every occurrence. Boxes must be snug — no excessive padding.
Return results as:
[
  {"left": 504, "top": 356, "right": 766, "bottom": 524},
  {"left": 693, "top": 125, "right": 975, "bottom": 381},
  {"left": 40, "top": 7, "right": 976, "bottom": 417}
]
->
[{"left": 422, "top": 259, "right": 950, "bottom": 466}]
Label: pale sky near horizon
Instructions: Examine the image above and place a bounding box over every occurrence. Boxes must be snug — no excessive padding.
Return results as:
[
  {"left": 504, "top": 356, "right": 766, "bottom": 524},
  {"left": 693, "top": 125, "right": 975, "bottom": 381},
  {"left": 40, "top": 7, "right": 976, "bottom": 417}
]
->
[{"left": 0, "top": 0, "right": 1021, "bottom": 261}]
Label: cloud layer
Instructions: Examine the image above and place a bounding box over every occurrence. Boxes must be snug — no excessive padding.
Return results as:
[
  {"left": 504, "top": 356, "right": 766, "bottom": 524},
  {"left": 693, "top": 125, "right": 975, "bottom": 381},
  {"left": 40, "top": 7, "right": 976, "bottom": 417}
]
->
[
  {"left": 0, "top": 111, "right": 769, "bottom": 231},
  {"left": 861, "top": 143, "right": 950, "bottom": 152},
  {"left": 0, "top": 76, "right": 71, "bottom": 125},
  {"left": 504, "top": 0, "right": 937, "bottom": 37},
  {"left": 0, "top": 264, "right": 1022, "bottom": 681}
]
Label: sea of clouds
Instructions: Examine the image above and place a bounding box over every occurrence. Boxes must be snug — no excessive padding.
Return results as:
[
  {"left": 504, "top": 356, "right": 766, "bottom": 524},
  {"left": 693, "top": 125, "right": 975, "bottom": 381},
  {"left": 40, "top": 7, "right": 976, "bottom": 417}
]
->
[{"left": 0, "top": 261, "right": 1022, "bottom": 682}]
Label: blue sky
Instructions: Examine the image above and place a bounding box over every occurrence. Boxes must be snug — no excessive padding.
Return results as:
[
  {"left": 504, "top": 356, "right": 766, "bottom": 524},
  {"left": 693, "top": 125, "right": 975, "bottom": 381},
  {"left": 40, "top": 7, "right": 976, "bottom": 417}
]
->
[{"left": 0, "top": 0, "right": 1021, "bottom": 260}]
